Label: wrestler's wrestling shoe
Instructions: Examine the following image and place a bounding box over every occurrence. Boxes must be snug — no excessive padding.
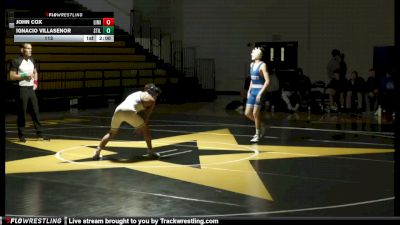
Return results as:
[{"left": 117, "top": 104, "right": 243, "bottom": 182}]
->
[
  {"left": 145, "top": 151, "right": 160, "bottom": 159},
  {"left": 250, "top": 134, "right": 260, "bottom": 143},
  {"left": 92, "top": 150, "right": 103, "bottom": 160},
  {"left": 250, "top": 124, "right": 266, "bottom": 143}
]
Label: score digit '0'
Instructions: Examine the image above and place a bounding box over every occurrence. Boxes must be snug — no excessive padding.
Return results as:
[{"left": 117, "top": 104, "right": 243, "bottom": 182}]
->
[{"left": 102, "top": 18, "right": 114, "bottom": 26}]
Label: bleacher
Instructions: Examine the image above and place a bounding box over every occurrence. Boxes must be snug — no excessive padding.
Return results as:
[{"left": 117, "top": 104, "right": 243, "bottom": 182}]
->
[{"left": 5, "top": 30, "right": 182, "bottom": 112}]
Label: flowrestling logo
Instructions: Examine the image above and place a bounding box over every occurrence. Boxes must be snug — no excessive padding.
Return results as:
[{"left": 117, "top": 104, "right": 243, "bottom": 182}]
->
[
  {"left": 46, "top": 13, "right": 83, "bottom": 18},
  {"left": 4, "top": 217, "right": 63, "bottom": 224}
]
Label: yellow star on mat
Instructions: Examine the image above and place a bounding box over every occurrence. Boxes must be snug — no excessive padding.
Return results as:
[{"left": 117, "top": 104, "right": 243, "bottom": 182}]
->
[{"left": 6, "top": 129, "right": 394, "bottom": 201}]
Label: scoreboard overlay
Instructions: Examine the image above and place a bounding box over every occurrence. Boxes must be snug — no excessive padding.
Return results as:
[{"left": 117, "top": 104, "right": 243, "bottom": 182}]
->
[{"left": 11, "top": 12, "right": 114, "bottom": 42}]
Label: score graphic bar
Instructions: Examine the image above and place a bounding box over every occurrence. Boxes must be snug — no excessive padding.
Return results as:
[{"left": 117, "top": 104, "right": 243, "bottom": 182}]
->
[
  {"left": 14, "top": 35, "right": 114, "bottom": 43},
  {"left": 11, "top": 12, "right": 114, "bottom": 42}
]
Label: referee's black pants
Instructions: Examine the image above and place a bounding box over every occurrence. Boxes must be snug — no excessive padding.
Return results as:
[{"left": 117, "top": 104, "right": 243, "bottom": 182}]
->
[{"left": 17, "top": 86, "right": 42, "bottom": 138}]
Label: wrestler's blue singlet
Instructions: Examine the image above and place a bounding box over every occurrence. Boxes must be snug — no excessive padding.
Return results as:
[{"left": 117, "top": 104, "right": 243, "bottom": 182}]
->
[{"left": 246, "top": 62, "right": 266, "bottom": 107}]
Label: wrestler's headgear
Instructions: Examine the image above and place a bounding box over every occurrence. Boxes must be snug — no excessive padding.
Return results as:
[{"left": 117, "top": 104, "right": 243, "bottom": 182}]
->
[{"left": 144, "top": 83, "right": 162, "bottom": 97}]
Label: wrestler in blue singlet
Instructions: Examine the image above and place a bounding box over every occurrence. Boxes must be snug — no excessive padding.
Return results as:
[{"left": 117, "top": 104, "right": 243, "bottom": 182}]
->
[{"left": 246, "top": 62, "right": 266, "bottom": 107}]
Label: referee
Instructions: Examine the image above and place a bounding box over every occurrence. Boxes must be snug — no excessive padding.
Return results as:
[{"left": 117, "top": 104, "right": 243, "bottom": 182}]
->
[{"left": 9, "top": 43, "right": 49, "bottom": 142}]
